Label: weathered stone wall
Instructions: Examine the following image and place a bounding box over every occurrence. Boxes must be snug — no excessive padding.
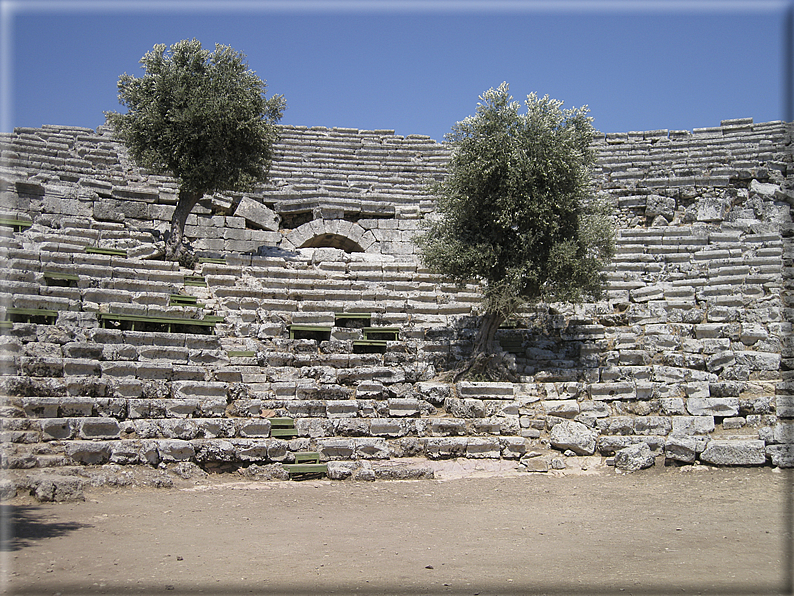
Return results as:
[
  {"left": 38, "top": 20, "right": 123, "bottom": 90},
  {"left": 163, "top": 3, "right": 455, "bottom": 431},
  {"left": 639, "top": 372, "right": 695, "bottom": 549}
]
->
[
  {"left": 0, "top": 116, "right": 792, "bottom": 490},
  {"left": 0, "top": 124, "right": 447, "bottom": 259}
]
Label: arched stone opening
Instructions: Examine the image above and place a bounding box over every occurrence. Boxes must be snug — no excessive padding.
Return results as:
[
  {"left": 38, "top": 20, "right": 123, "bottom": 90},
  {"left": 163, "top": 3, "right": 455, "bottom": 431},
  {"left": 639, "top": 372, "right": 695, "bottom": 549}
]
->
[
  {"left": 300, "top": 233, "right": 364, "bottom": 253},
  {"left": 281, "top": 220, "right": 376, "bottom": 253}
]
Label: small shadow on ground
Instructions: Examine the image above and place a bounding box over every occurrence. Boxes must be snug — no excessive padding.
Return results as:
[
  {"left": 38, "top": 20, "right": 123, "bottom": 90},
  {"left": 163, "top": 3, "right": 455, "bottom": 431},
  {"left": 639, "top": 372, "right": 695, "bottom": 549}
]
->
[{"left": 0, "top": 504, "right": 90, "bottom": 552}]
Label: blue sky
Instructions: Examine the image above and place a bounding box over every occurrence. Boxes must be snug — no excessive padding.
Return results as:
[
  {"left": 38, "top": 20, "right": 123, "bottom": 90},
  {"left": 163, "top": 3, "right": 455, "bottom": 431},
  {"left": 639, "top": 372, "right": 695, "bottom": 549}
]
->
[{"left": 2, "top": 1, "right": 792, "bottom": 141}]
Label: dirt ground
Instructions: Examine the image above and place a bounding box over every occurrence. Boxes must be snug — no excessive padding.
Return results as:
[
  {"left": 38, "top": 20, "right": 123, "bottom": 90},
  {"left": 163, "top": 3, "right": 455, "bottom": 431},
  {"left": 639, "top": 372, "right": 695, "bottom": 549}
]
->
[{"left": 2, "top": 462, "right": 793, "bottom": 596}]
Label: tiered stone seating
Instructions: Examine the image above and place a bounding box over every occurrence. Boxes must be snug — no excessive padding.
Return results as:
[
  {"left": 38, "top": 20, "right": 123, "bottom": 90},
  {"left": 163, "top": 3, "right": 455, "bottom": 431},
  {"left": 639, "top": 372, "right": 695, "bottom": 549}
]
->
[{"left": 1, "top": 116, "right": 792, "bottom": 494}]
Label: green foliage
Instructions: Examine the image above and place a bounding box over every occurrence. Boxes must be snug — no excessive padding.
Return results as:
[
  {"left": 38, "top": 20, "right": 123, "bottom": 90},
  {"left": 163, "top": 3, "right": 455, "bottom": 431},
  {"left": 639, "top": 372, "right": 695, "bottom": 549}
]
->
[
  {"left": 106, "top": 39, "right": 286, "bottom": 197},
  {"left": 417, "top": 83, "right": 614, "bottom": 320}
]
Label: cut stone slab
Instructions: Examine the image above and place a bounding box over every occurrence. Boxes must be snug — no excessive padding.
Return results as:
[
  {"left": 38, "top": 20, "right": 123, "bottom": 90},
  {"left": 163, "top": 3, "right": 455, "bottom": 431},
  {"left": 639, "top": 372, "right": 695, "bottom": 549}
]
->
[
  {"left": 664, "top": 435, "right": 700, "bottom": 463},
  {"left": 614, "top": 442, "right": 656, "bottom": 471},
  {"left": 699, "top": 439, "right": 767, "bottom": 466},
  {"left": 32, "top": 475, "right": 85, "bottom": 502},
  {"left": 549, "top": 420, "right": 597, "bottom": 455},
  {"left": 234, "top": 196, "right": 280, "bottom": 231},
  {"left": 686, "top": 398, "right": 739, "bottom": 417}
]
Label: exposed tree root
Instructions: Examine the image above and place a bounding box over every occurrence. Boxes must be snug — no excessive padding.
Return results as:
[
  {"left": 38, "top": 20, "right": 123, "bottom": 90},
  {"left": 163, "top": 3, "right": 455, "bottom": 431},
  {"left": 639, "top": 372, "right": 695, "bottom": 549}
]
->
[{"left": 452, "top": 351, "right": 520, "bottom": 383}]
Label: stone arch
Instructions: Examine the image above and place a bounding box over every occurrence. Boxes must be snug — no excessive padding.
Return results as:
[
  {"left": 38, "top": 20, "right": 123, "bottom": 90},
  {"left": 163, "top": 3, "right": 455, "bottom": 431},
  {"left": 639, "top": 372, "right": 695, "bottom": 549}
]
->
[
  {"left": 281, "top": 220, "right": 376, "bottom": 253},
  {"left": 300, "top": 233, "right": 363, "bottom": 252}
]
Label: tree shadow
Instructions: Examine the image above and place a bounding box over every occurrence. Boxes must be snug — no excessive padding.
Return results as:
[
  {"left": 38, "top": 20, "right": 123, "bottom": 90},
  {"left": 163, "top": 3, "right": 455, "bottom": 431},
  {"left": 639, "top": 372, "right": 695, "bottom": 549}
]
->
[{"left": 0, "top": 504, "right": 90, "bottom": 552}]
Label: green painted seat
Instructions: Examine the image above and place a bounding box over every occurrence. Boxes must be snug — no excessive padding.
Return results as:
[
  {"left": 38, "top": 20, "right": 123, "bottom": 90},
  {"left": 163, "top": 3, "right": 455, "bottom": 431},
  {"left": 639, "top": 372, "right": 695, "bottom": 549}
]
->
[
  {"left": 0, "top": 218, "right": 32, "bottom": 232},
  {"left": 362, "top": 327, "right": 399, "bottom": 341},
  {"left": 269, "top": 417, "right": 298, "bottom": 438},
  {"left": 289, "top": 325, "right": 332, "bottom": 341},
  {"left": 43, "top": 272, "right": 79, "bottom": 287},
  {"left": 4, "top": 307, "right": 58, "bottom": 324},
  {"left": 98, "top": 312, "right": 220, "bottom": 334},
  {"left": 85, "top": 246, "right": 127, "bottom": 257}
]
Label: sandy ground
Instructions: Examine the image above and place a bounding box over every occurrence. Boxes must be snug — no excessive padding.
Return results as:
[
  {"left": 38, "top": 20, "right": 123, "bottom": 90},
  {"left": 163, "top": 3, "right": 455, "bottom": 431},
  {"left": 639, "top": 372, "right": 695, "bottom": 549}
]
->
[{"left": 2, "top": 462, "right": 793, "bottom": 596}]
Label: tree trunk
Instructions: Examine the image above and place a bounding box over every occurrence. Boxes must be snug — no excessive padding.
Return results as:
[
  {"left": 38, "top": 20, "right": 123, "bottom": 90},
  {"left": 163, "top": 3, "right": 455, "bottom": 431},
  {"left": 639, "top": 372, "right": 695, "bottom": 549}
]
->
[
  {"left": 452, "top": 310, "right": 516, "bottom": 383},
  {"left": 165, "top": 189, "right": 202, "bottom": 263},
  {"left": 472, "top": 310, "right": 506, "bottom": 357}
]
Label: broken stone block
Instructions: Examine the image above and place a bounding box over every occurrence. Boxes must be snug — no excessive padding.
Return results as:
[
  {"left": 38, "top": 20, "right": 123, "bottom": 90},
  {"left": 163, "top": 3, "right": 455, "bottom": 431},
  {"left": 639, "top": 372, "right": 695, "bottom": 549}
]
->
[
  {"left": 614, "top": 442, "right": 655, "bottom": 471},
  {"left": 33, "top": 475, "right": 85, "bottom": 502},
  {"left": 549, "top": 420, "right": 597, "bottom": 455},
  {"left": 65, "top": 441, "right": 112, "bottom": 465},
  {"left": 664, "top": 435, "right": 699, "bottom": 463},
  {"left": 234, "top": 196, "right": 280, "bottom": 231},
  {"left": 157, "top": 439, "right": 196, "bottom": 462},
  {"left": 78, "top": 417, "right": 120, "bottom": 440}
]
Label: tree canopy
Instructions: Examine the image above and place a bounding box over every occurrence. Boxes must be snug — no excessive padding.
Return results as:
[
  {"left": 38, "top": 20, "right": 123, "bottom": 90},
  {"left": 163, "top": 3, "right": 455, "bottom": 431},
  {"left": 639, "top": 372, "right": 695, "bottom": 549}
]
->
[
  {"left": 106, "top": 39, "right": 285, "bottom": 262},
  {"left": 417, "top": 83, "right": 614, "bottom": 362}
]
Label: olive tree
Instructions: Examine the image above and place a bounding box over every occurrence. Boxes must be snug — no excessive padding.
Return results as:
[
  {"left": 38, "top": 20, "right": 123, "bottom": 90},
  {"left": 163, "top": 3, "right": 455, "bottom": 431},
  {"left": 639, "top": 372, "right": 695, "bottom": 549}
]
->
[
  {"left": 416, "top": 83, "right": 613, "bottom": 377},
  {"left": 106, "top": 39, "right": 286, "bottom": 264}
]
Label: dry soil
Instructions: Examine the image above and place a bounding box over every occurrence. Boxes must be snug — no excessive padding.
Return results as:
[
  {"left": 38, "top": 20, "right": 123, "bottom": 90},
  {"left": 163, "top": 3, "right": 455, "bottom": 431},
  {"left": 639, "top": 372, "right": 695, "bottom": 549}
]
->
[{"left": 2, "top": 463, "right": 793, "bottom": 596}]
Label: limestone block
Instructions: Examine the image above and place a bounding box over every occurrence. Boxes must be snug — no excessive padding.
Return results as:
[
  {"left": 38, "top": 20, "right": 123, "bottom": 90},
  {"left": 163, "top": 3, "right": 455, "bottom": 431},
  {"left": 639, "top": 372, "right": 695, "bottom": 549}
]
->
[
  {"left": 772, "top": 421, "right": 794, "bottom": 445},
  {"left": 671, "top": 416, "right": 715, "bottom": 435},
  {"left": 62, "top": 342, "right": 104, "bottom": 359},
  {"left": 59, "top": 397, "right": 95, "bottom": 417},
  {"left": 466, "top": 437, "right": 501, "bottom": 458},
  {"left": 418, "top": 418, "right": 466, "bottom": 437},
  {"left": 614, "top": 442, "right": 656, "bottom": 471},
  {"left": 40, "top": 418, "right": 76, "bottom": 441},
  {"left": 65, "top": 441, "right": 112, "bottom": 465},
  {"left": 354, "top": 437, "right": 390, "bottom": 459},
  {"left": 541, "top": 400, "right": 579, "bottom": 418},
  {"left": 369, "top": 419, "right": 406, "bottom": 437},
  {"left": 734, "top": 351, "right": 780, "bottom": 372},
  {"left": 20, "top": 397, "right": 60, "bottom": 418},
  {"left": 326, "top": 400, "right": 358, "bottom": 418},
  {"left": 706, "top": 351, "right": 736, "bottom": 373},
  {"left": 388, "top": 398, "right": 422, "bottom": 417},
  {"left": 501, "top": 436, "right": 528, "bottom": 459},
  {"left": 424, "top": 437, "right": 468, "bottom": 459},
  {"left": 78, "top": 418, "right": 120, "bottom": 440},
  {"left": 579, "top": 400, "right": 611, "bottom": 418},
  {"left": 660, "top": 398, "right": 686, "bottom": 415},
  {"left": 589, "top": 382, "right": 636, "bottom": 401},
  {"left": 157, "top": 419, "right": 199, "bottom": 440},
  {"left": 630, "top": 284, "right": 666, "bottom": 302},
  {"left": 333, "top": 418, "right": 369, "bottom": 436},
  {"left": 445, "top": 397, "right": 485, "bottom": 418},
  {"left": 171, "top": 380, "right": 227, "bottom": 400},
  {"left": 457, "top": 381, "right": 514, "bottom": 399},
  {"left": 415, "top": 382, "right": 450, "bottom": 405},
  {"left": 229, "top": 439, "right": 269, "bottom": 463},
  {"left": 645, "top": 194, "right": 676, "bottom": 220},
  {"left": 740, "top": 323, "right": 768, "bottom": 345},
  {"left": 549, "top": 420, "right": 597, "bottom": 455},
  {"left": 32, "top": 476, "right": 85, "bottom": 502},
  {"left": 664, "top": 435, "right": 700, "bottom": 463},
  {"left": 318, "top": 438, "right": 355, "bottom": 459},
  {"left": 110, "top": 440, "right": 143, "bottom": 465},
  {"left": 700, "top": 439, "right": 767, "bottom": 466},
  {"left": 521, "top": 455, "right": 550, "bottom": 472},
  {"left": 686, "top": 398, "right": 739, "bottom": 417},
  {"left": 766, "top": 444, "right": 794, "bottom": 468},
  {"left": 157, "top": 439, "right": 196, "bottom": 462},
  {"left": 198, "top": 398, "right": 227, "bottom": 418},
  {"left": 597, "top": 435, "right": 665, "bottom": 456},
  {"left": 294, "top": 418, "right": 334, "bottom": 438},
  {"left": 164, "top": 399, "right": 200, "bottom": 418},
  {"left": 196, "top": 419, "right": 236, "bottom": 439},
  {"left": 749, "top": 179, "right": 780, "bottom": 197},
  {"left": 237, "top": 419, "right": 272, "bottom": 438},
  {"left": 695, "top": 197, "right": 729, "bottom": 222},
  {"left": 695, "top": 324, "right": 724, "bottom": 339}
]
